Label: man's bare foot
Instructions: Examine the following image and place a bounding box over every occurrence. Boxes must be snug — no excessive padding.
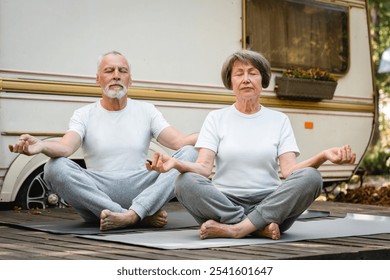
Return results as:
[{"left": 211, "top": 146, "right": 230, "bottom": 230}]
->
[
  {"left": 200, "top": 220, "right": 241, "bottom": 239},
  {"left": 252, "top": 223, "right": 280, "bottom": 240},
  {"left": 100, "top": 209, "right": 139, "bottom": 231},
  {"left": 140, "top": 209, "right": 168, "bottom": 228},
  {"left": 100, "top": 209, "right": 168, "bottom": 231}
]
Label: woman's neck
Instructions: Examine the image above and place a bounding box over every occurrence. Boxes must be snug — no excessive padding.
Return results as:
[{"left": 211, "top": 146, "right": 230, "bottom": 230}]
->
[{"left": 234, "top": 98, "right": 261, "bottom": 114}]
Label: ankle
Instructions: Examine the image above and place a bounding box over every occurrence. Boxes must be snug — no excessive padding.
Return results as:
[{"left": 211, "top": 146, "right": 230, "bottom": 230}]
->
[
  {"left": 230, "top": 224, "right": 247, "bottom": 238},
  {"left": 125, "top": 209, "right": 141, "bottom": 224}
]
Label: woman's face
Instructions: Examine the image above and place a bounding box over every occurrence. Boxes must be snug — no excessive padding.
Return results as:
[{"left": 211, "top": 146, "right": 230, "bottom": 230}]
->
[{"left": 230, "top": 60, "right": 263, "bottom": 100}]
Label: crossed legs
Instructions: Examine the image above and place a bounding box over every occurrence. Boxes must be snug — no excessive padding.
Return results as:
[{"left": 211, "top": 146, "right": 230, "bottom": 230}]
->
[
  {"left": 99, "top": 209, "right": 168, "bottom": 231},
  {"left": 175, "top": 167, "right": 322, "bottom": 239},
  {"left": 200, "top": 219, "right": 281, "bottom": 240},
  {"left": 44, "top": 145, "right": 198, "bottom": 231}
]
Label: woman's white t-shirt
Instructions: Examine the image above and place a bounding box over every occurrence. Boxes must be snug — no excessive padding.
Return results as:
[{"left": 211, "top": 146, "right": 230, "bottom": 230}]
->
[
  {"left": 196, "top": 105, "right": 299, "bottom": 197},
  {"left": 68, "top": 99, "right": 169, "bottom": 172}
]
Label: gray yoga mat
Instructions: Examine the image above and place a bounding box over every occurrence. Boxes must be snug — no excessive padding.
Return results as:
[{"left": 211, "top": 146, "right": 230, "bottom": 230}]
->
[
  {"left": 2, "top": 209, "right": 328, "bottom": 235},
  {"left": 78, "top": 213, "right": 390, "bottom": 249}
]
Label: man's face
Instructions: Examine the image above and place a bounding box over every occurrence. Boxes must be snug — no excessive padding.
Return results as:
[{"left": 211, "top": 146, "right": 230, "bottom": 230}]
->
[{"left": 96, "top": 54, "right": 132, "bottom": 99}]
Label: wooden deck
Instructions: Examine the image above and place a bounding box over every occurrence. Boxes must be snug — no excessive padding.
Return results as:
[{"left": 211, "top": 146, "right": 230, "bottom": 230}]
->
[{"left": 0, "top": 201, "right": 389, "bottom": 260}]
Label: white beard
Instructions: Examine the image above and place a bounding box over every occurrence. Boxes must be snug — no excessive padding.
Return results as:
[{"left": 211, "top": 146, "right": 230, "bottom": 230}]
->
[{"left": 103, "top": 83, "right": 128, "bottom": 99}]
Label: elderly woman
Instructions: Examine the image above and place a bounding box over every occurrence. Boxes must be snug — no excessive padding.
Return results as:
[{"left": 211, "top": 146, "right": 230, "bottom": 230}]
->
[{"left": 147, "top": 50, "right": 356, "bottom": 240}]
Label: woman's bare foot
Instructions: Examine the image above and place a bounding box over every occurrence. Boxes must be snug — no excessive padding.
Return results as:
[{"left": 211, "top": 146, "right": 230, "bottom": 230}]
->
[
  {"left": 252, "top": 223, "right": 280, "bottom": 240},
  {"left": 100, "top": 209, "right": 139, "bottom": 231},
  {"left": 200, "top": 220, "right": 241, "bottom": 239},
  {"left": 199, "top": 219, "right": 280, "bottom": 240},
  {"left": 140, "top": 209, "right": 168, "bottom": 228}
]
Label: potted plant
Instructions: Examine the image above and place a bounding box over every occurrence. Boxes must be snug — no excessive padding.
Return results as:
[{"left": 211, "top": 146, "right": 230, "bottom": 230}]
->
[{"left": 274, "top": 68, "right": 338, "bottom": 101}]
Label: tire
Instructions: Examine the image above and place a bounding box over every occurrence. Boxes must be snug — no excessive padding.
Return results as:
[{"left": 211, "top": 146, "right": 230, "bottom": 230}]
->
[
  {"left": 15, "top": 160, "right": 85, "bottom": 210},
  {"left": 15, "top": 165, "right": 52, "bottom": 209}
]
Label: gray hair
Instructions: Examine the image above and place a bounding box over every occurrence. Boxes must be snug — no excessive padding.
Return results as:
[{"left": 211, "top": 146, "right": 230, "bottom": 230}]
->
[
  {"left": 97, "top": 51, "right": 129, "bottom": 72},
  {"left": 221, "top": 50, "right": 271, "bottom": 90}
]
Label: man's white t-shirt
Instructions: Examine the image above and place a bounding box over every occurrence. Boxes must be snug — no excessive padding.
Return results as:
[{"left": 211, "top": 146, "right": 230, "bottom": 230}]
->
[
  {"left": 196, "top": 105, "right": 300, "bottom": 197},
  {"left": 68, "top": 99, "right": 169, "bottom": 172}
]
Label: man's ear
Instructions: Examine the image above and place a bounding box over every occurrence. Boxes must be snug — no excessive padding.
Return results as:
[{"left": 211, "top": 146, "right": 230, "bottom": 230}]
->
[{"left": 96, "top": 74, "right": 100, "bottom": 86}]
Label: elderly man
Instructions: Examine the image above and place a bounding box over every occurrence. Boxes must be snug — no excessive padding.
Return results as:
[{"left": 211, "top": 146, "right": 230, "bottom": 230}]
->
[{"left": 9, "top": 51, "right": 198, "bottom": 231}]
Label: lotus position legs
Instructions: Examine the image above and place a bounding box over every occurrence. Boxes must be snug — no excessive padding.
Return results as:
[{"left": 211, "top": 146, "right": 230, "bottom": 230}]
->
[{"left": 100, "top": 209, "right": 168, "bottom": 231}]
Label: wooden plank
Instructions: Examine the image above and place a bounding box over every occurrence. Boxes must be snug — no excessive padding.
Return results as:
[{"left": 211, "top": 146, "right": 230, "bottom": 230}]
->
[
  {"left": 0, "top": 201, "right": 389, "bottom": 260},
  {"left": 211, "top": 246, "right": 296, "bottom": 259},
  {"left": 238, "top": 243, "right": 330, "bottom": 259},
  {"left": 310, "top": 237, "right": 387, "bottom": 249},
  {"left": 344, "top": 236, "right": 390, "bottom": 247},
  {"left": 364, "top": 234, "right": 390, "bottom": 241}
]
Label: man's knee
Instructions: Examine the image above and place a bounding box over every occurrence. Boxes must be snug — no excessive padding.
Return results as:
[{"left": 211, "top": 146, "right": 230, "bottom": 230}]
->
[
  {"left": 174, "top": 145, "right": 198, "bottom": 162},
  {"left": 44, "top": 158, "right": 65, "bottom": 177},
  {"left": 44, "top": 157, "right": 75, "bottom": 185}
]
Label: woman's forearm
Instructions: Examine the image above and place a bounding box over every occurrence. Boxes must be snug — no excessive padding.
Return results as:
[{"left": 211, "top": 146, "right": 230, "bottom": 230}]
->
[{"left": 174, "top": 159, "right": 213, "bottom": 178}]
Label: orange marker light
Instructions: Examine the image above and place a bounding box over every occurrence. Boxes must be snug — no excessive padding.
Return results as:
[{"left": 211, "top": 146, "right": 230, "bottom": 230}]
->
[{"left": 304, "top": 122, "right": 314, "bottom": 129}]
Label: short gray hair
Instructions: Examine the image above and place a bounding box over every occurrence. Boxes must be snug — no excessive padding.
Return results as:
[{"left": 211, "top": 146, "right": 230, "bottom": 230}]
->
[
  {"left": 221, "top": 50, "right": 271, "bottom": 90},
  {"left": 97, "top": 51, "right": 128, "bottom": 72}
]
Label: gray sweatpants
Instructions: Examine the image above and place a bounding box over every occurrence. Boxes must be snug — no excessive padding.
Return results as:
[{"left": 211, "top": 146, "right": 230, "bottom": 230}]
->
[
  {"left": 175, "top": 167, "right": 323, "bottom": 232},
  {"left": 44, "top": 145, "right": 198, "bottom": 223}
]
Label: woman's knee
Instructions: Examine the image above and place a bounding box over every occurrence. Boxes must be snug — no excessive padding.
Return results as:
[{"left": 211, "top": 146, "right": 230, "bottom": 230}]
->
[
  {"left": 174, "top": 172, "right": 204, "bottom": 197},
  {"left": 175, "top": 172, "right": 193, "bottom": 194},
  {"left": 305, "top": 167, "right": 323, "bottom": 186},
  {"left": 288, "top": 167, "right": 322, "bottom": 192},
  {"left": 299, "top": 167, "right": 323, "bottom": 195}
]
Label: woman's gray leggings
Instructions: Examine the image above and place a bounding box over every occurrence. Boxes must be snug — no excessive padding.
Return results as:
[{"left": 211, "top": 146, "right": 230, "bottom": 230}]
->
[{"left": 175, "top": 167, "right": 323, "bottom": 232}]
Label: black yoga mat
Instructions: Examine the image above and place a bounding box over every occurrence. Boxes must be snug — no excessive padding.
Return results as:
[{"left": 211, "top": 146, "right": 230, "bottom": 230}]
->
[{"left": 5, "top": 210, "right": 198, "bottom": 235}]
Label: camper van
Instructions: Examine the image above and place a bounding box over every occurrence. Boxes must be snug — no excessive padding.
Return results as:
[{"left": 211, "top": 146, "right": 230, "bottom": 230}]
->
[{"left": 0, "top": 0, "right": 376, "bottom": 209}]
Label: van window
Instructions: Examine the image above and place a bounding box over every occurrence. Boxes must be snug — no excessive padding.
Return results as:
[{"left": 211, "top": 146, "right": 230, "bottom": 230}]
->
[{"left": 245, "top": 0, "right": 349, "bottom": 74}]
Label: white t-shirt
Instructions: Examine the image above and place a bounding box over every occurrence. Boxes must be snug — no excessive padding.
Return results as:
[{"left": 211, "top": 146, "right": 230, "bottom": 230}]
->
[
  {"left": 68, "top": 99, "right": 169, "bottom": 172},
  {"left": 196, "top": 105, "right": 299, "bottom": 197}
]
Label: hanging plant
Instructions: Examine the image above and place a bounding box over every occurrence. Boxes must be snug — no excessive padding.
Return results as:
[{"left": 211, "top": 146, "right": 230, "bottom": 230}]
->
[
  {"left": 282, "top": 68, "right": 337, "bottom": 82},
  {"left": 275, "top": 68, "right": 338, "bottom": 101}
]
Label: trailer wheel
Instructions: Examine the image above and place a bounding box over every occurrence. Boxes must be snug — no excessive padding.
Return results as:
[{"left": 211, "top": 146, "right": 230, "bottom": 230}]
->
[
  {"left": 14, "top": 160, "right": 85, "bottom": 210},
  {"left": 15, "top": 165, "right": 60, "bottom": 209}
]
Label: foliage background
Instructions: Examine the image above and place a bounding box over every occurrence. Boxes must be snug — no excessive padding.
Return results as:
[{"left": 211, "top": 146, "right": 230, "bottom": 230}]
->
[{"left": 362, "top": 0, "right": 390, "bottom": 175}]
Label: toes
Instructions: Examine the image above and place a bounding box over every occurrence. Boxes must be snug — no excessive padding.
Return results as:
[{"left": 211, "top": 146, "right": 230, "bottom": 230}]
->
[{"left": 100, "top": 209, "right": 110, "bottom": 219}]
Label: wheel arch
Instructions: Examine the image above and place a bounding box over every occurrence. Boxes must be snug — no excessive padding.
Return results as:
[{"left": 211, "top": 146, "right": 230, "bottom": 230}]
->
[
  {"left": 1, "top": 139, "right": 169, "bottom": 203},
  {"left": 1, "top": 149, "right": 84, "bottom": 203}
]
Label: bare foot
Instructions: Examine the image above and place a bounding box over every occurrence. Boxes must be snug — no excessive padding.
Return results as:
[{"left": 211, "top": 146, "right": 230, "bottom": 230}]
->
[
  {"left": 200, "top": 220, "right": 280, "bottom": 240},
  {"left": 100, "top": 209, "right": 139, "bottom": 231},
  {"left": 100, "top": 209, "right": 168, "bottom": 231},
  {"left": 200, "top": 220, "right": 240, "bottom": 239},
  {"left": 252, "top": 223, "right": 280, "bottom": 240},
  {"left": 140, "top": 209, "right": 168, "bottom": 228}
]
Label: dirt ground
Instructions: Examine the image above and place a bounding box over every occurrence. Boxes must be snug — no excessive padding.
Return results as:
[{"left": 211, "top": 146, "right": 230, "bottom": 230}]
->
[{"left": 324, "top": 175, "right": 390, "bottom": 207}]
